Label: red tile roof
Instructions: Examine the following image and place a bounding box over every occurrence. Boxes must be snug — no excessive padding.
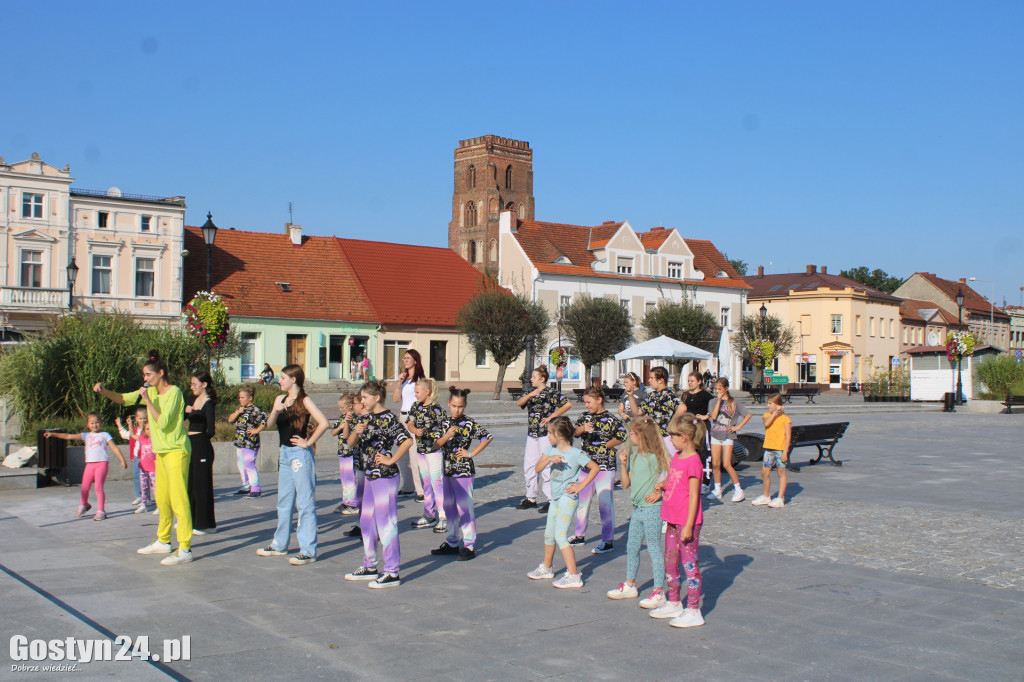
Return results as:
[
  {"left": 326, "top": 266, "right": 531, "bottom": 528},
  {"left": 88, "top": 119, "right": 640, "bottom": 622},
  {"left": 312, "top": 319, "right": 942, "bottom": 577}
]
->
[
  {"left": 336, "top": 238, "right": 489, "bottom": 327},
  {"left": 899, "top": 298, "right": 960, "bottom": 325},
  {"left": 183, "top": 226, "right": 376, "bottom": 322},
  {"left": 684, "top": 239, "right": 743, "bottom": 281},
  {"left": 913, "top": 273, "right": 1009, "bottom": 320},
  {"left": 744, "top": 270, "right": 901, "bottom": 302},
  {"left": 638, "top": 227, "right": 673, "bottom": 250}
]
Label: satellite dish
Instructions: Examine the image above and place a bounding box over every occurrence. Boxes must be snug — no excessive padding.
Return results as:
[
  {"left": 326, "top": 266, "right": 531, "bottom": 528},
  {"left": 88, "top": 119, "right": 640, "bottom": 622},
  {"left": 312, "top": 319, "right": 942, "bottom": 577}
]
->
[
  {"left": 927, "top": 331, "right": 939, "bottom": 346},
  {"left": 107, "top": 186, "right": 122, "bottom": 197}
]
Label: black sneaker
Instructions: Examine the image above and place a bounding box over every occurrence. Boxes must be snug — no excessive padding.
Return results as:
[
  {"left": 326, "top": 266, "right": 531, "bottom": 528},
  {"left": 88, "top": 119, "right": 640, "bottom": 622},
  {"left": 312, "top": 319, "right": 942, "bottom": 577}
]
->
[
  {"left": 567, "top": 535, "right": 585, "bottom": 546},
  {"left": 368, "top": 572, "right": 401, "bottom": 589},
  {"left": 344, "top": 566, "right": 379, "bottom": 581},
  {"left": 343, "top": 525, "right": 362, "bottom": 537},
  {"left": 456, "top": 547, "right": 476, "bottom": 561},
  {"left": 591, "top": 541, "right": 614, "bottom": 554},
  {"left": 246, "top": 490, "right": 262, "bottom": 498},
  {"left": 515, "top": 498, "right": 538, "bottom": 510},
  {"left": 430, "top": 542, "right": 460, "bottom": 555},
  {"left": 234, "top": 487, "right": 250, "bottom": 495},
  {"left": 537, "top": 502, "right": 550, "bottom": 514},
  {"left": 415, "top": 494, "right": 425, "bottom": 502},
  {"left": 397, "top": 489, "right": 414, "bottom": 497}
]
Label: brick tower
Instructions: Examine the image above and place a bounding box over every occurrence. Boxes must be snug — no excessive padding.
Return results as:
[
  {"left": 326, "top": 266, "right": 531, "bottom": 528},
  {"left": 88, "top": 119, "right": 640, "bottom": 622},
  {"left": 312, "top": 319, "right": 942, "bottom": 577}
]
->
[{"left": 448, "top": 135, "right": 534, "bottom": 271}]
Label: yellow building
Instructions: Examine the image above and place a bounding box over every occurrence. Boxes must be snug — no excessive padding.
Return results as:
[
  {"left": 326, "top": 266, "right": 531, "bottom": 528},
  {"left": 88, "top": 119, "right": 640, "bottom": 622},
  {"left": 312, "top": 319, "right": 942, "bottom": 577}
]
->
[{"left": 744, "top": 265, "right": 902, "bottom": 389}]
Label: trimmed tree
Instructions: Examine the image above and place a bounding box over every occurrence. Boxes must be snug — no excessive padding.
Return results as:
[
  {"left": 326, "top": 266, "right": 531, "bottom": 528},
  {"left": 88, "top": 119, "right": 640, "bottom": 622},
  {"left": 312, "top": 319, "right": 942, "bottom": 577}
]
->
[
  {"left": 640, "top": 300, "right": 721, "bottom": 387},
  {"left": 731, "top": 312, "right": 796, "bottom": 386},
  {"left": 558, "top": 295, "right": 634, "bottom": 385},
  {"left": 839, "top": 266, "right": 904, "bottom": 294},
  {"left": 456, "top": 290, "right": 549, "bottom": 399}
]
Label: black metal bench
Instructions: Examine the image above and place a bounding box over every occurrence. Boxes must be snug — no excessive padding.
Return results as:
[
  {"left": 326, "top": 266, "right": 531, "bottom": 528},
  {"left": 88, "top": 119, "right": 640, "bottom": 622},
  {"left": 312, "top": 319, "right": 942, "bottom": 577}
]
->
[
  {"left": 734, "top": 433, "right": 801, "bottom": 473},
  {"left": 791, "top": 422, "right": 849, "bottom": 469},
  {"left": 785, "top": 386, "right": 821, "bottom": 404},
  {"left": 506, "top": 387, "right": 524, "bottom": 401},
  {"left": 748, "top": 387, "right": 774, "bottom": 404},
  {"left": 605, "top": 387, "right": 625, "bottom": 401},
  {"left": 572, "top": 388, "right": 587, "bottom": 403},
  {"left": 1002, "top": 395, "right": 1024, "bottom": 414}
]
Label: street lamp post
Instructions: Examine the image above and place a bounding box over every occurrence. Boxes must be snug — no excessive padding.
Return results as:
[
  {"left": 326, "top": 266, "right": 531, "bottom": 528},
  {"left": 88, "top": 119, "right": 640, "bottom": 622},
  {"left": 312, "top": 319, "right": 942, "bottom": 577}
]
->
[
  {"left": 201, "top": 212, "right": 218, "bottom": 291},
  {"left": 758, "top": 303, "right": 768, "bottom": 387},
  {"left": 66, "top": 259, "right": 79, "bottom": 311},
  {"left": 956, "top": 288, "right": 964, "bottom": 405}
]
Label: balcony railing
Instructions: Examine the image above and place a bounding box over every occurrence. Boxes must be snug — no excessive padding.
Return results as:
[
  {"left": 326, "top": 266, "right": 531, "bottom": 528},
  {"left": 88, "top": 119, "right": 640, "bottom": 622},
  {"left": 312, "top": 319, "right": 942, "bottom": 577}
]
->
[
  {"left": 70, "top": 188, "right": 186, "bottom": 206},
  {"left": 1, "top": 286, "right": 68, "bottom": 309}
]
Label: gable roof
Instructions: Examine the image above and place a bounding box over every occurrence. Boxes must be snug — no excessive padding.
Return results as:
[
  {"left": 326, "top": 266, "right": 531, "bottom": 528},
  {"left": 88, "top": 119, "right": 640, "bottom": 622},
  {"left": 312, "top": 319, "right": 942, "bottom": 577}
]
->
[
  {"left": 511, "top": 219, "right": 750, "bottom": 289},
  {"left": 912, "top": 273, "right": 1009, "bottom": 320},
  {"left": 336, "top": 238, "right": 489, "bottom": 326},
  {"left": 184, "top": 226, "right": 376, "bottom": 322},
  {"left": 899, "top": 297, "right": 960, "bottom": 325},
  {"left": 638, "top": 227, "right": 673, "bottom": 250},
  {"left": 744, "top": 270, "right": 901, "bottom": 302}
]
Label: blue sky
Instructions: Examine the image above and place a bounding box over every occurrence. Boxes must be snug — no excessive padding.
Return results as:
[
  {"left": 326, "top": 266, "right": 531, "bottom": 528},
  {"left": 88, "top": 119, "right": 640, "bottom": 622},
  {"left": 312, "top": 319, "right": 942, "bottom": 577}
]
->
[{"left": 6, "top": 1, "right": 1023, "bottom": 305}]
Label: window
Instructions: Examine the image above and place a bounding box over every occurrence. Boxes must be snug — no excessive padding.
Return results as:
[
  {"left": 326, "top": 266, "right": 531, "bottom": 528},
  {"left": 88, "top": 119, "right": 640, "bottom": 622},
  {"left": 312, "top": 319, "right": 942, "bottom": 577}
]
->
[
  {"left": 890, "top": 319, "right": 895, "bottom": 338},
  {"left": 902, "top": 327, "right": 908, "bottom": 344},
  {"left": 20, "top": 250, "right": 42, "bottom": 287},
  {"left": 489, "top": 239, "right": 497, "bottom": 262},
  {"left": 830, "top": 314, "right": 842, "bottom": 335},
  {"left": 616, "top": 257, "right": 633, "bottom": 275},
  {"left": 241, "top": 332, "right": 258, "bottom": 379},
  {"left": 141, "top": 215, "right": 152, "bottom": 232},
  {"left": 668, "top": 262, "right": 683, "bottom": 278},
  {"left": 468, "top": 240, "right": 477, "bottom": 264},
  {"left": 468, "top": 165, "right": 476, "bottom": 189},
  {"left": 869, "top": 317, "right": 875, "bottom": 336},
  {"left": 382, "top": 340, "right": 410, "bottom": 379},
  {"left": 22, "top": 193, "right": 44, "bottom": 219},
  {"left": 645, "top": 301, "right": 656, "bottom": 316},
  {"left": 91, "top": 255, "right": 111, "bottom": 294},
  {"left": 475, "top": 346, "right": 487, "bottom": 367},
  {"left": 465, "top": 201, "right": 477, "bottom": 226},
  {"left": 518, "top": 203, "right": 525, "bottom": 219},
  {"left": 98, "top": 212, "right": 109, "bottom": 228},
  {"left": 135, "top": 258, "right": 155, "bottom": 297},
  {"left": 721, "top": 307, "right": 730, "bottom": 329},
  {"left": 559, "top": 295, "right": 571, "bottom": 311},
  {"left": 620, "top": 299, "right": 630, "bottom": 315},
  {"left": 505, "top": 165, "right": 513, "bottom": 189},
  {"left": 856, "top": 315, "right": 862, "bottom": 335}
]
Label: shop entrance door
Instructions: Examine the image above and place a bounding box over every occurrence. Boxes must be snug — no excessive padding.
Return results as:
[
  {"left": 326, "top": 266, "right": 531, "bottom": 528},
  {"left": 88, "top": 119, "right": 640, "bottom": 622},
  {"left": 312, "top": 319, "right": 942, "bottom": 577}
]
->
[
  {"left": 829, "top": 356, "right": 842, "bottom": 385},
  {"left": 328, "top": 336, "right": 345, "bottom": 379},
  {"left": 287, "top": 334, "right": 307, "bottom": 373}
]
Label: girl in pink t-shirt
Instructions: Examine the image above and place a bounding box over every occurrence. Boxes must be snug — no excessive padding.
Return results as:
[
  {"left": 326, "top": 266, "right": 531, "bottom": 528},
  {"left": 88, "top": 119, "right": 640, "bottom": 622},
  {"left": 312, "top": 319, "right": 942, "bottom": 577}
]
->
[
  {"left": 137, "top": 422, "right": 157, "bottom": 512},
  {"left": 651, "top": 414, "right": 707, "bottom": 628},
  {"left": 45, "top": 412, "right": 127, "bottom": 521}
]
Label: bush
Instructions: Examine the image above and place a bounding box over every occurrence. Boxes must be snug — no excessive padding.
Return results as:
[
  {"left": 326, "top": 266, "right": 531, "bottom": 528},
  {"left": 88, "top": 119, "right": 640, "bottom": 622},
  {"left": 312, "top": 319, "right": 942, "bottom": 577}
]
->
[
  {"left": 976, "top": 355, "right": 1024, "bottom": 397},
  {"left": 0, "top": 312, "right": 206, "bottom": 442},
  {"left": 863, "top": 367, "right": 909, "bottom": 397}
]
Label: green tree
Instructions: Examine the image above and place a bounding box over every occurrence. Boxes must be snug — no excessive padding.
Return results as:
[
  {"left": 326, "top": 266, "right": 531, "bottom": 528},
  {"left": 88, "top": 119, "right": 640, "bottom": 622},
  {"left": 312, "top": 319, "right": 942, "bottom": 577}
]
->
[
  {"left": 641, "top": 300, "right": 721, "bottom": 386},
  {"left": 456, "top": 290, "right": 549, "bottom": 399},
  {"left": 722, "top": 253, "right": 748, "bottom": 277},
  {"left": 731, "top": 312, "right": 796, "bottom": 385},
  {"left": 839, "top": 266, "right": 904, "bottom": 294},
  {"left": 558, "top": 296, "right": 634, "bottom": 385}
]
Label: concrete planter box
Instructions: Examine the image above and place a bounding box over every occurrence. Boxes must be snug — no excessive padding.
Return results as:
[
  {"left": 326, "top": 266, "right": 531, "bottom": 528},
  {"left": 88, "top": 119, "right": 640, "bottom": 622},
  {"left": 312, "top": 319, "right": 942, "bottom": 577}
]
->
[{"left": 966, "top": 400, "right": 1008, "bottom": 414}]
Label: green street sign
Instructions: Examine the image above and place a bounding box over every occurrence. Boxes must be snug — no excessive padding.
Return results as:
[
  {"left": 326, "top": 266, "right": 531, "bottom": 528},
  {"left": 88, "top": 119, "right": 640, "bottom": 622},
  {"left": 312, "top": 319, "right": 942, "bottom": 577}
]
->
[
  {"left": 764, "top": 369, "right": 775, "bottom": 376},
  {"left": 765, "top": 376, "right": 789, "bottom": 385}
]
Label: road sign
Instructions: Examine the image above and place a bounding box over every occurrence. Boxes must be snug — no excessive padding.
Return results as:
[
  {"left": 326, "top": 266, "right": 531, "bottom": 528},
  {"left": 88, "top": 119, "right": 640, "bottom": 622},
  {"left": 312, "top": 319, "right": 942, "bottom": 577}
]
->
[
  {"left": 891, "top": 358, "right": 901, "bottom": 366},
  {"left": 765, "top": 376, "right": 789, "bottom": 385},
  {"left": 1015, "top": 349, "right": 1023, "bottom": 359},
  {"left": 764, "top": 369, "right": 775, "bottom": 377},
  {"left": 556, "top": 367, "right": 564, "bottom": 380}
]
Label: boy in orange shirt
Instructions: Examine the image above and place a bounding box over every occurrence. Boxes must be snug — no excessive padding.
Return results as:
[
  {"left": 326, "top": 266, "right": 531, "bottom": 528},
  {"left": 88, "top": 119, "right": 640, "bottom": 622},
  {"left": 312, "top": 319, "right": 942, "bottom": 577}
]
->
[{"left": 751, "top": 394, "right": 791, "bottom": 509}]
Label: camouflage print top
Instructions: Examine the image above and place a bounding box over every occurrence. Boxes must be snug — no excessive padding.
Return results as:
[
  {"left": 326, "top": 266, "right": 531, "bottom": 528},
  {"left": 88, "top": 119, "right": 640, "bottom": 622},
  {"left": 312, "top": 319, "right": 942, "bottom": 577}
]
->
[
  {"left": 438, "top": 415, "right": 492, "bottom": 478},
  {"left": 574, "top": 411, "right": 628, "bottom": 470},
  {"left": 407, "top": 401, "right": 447, "bottom": 454},
  {"left": 638, "top": 388, "right": 682, "bottom": 436},
  {"left": 354, "top": 410, "right": 410, "bottom": 480},
  {"left": 521, "top": 386, "right": 572, "bottom": 438}
]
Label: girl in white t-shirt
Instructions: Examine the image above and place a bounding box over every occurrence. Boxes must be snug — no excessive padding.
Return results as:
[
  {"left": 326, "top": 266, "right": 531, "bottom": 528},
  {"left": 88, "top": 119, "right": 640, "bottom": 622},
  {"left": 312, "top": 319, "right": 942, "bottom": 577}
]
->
[{"left": 46, "top": 412, "right": 127, "bottom": 520}]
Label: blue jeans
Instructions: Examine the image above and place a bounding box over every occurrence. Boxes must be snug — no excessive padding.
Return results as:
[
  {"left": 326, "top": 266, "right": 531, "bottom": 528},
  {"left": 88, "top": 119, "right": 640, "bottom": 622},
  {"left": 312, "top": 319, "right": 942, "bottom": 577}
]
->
[
  {"left": 272, "top": 445, "right": 317, "bottom": 557},
  {"left": 131, "top": 457, "right": 142, "bottom": 500}
]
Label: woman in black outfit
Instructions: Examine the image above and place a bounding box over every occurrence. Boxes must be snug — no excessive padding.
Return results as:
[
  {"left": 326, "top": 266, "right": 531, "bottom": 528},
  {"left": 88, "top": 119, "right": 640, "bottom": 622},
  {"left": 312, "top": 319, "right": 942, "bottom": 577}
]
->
[
  {"left": 680, "top": 371, "right": 713, "bottom": 493},
  {"left": 186, "top": 370, "right": 217, "bottom": 534}
]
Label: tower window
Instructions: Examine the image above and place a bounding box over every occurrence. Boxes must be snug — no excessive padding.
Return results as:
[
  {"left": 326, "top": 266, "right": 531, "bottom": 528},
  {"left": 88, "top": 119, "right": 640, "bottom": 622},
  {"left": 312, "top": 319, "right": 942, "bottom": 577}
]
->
[
  {"left": 468, "top": 165, "right": 476, "bottom": 190},
  {"left": 489, "top": 239, "right": 497, "bottom": 261},
  {"left": 518, "top": 203, "right": 525, "bottom": 219},
  {"left": 505, "top": 165, "right": 513, "bottom": 189},
  {"left": 465, "top": 201, "right": 477, "bottom": 226},
  {"left": 469, "top": 241, "right": 477, "bottom": 264}
]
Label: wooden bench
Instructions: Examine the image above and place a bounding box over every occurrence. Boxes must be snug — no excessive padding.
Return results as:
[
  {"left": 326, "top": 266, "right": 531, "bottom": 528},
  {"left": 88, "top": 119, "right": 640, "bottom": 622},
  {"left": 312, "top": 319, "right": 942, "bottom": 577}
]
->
[
  {"left": 506, "top": 387, "right": 524, "bottom": 401},
  {"left": 1002, "top": 395, "right": 1024, "bottom": 414},
  {"left": 572, "top": 388, "right": 587, "bottom": 403},
  {"left": 784, "top": 386, "right": 821, "bottom": 404},
  {"left": 748, "top": 387, "right": 774, "bottom": 404}
]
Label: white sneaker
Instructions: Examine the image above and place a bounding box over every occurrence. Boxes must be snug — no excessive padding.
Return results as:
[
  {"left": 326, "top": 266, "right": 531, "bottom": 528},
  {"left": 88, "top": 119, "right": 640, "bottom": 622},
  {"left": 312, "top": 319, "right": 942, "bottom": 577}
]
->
[
  {"left": 639, "top": 589, "right": 667, "bottom": 609},
  {"left": 769, "top": 497, "right": 786, "bottom": 508},
  {"left": 130, "top": 497, "right": 142, "bottom": 506},
  {"left": 134, "top": 503, "right": 147, "bottom": 514},
  {"left": 527, "top": 563, "right": 555, "bottom": 580},
  {"left": 160, "top": 549, "right": 193, "bottom": 566},
  {"left": 137, "top": 541, "right": 172, "bottom": 555},
  {"left": 670, "top": 608, "right": 705, "bottom": 628},
  {"left": 731, "top": 486, "right": 745, "bottom": 503},
  {"left": 700, "top": 483, "right": 710, "bottom": 495},
  {"left": 552, "top": 572, "right": 584, "bottom": 589},
  {"left": 650, "top": 601, "right": 684, "bottom": 619},
  {"left": 705, "top": 487, "right": 723, "bottom": 501},
  {"left": 606, "top": 583, "right": 639, "bottom": 599},
  {"left": 751, "top": 495, "right": 771, "bottom": 506},
  {"left": 152, "top": 509, "right": 160, "bottom": 515}
]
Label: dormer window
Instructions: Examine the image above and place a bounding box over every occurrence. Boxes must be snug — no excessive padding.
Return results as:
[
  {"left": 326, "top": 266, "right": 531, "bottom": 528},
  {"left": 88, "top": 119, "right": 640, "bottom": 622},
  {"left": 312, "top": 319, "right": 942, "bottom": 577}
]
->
[
  {"left": 554, "top": 256, "right": 572, "bottom": 265},
  {"left": 616, "top": 257, "right": 633, "bottom": 275},
  {"left": 668, "top": 261, "right": 683, "bottom": 279},
  {"left": 716, "top": 270, "right": 729, "bottom": 277},
  {"left": 276, "top": 282, "right": 292, "bottom": 292}
]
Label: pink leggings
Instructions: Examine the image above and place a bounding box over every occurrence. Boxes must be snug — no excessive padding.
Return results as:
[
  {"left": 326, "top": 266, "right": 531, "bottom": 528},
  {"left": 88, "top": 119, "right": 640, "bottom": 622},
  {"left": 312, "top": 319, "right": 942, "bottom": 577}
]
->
[
  {"left": 665, "top": 522, "right": 702, "bottom": 609},
  {"left": 81, "top": 461, "right": 109, "bottom": 510}
]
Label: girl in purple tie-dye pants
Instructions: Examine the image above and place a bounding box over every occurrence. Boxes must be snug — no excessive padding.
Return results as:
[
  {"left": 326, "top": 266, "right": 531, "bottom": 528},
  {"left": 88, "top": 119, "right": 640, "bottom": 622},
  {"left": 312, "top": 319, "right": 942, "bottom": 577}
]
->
[
  {"left": 429, "top": 387, "right": 493, "bottom": 562},
  {"left": 405, "top": 379, "right": 448, "bottom": 531},
  {"left": 331, "top": 393, "right": 362, "bottom": 514},
  {"left": 343, "top": 381, "right": 413, "bottom": 589}
]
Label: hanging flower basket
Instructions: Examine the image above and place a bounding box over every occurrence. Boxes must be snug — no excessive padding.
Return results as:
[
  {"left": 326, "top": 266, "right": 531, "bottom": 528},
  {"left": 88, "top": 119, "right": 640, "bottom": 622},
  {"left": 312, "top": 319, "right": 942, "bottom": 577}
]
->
[
  {"left": 549, "top": 347, "right": 569, "bottom": 368},
  {"left": 183, "top": 291, "right": 230, "bottom": 349},
  {"left": 748, "top": 340, "right": 775, "bottom": 368},
  {"left": 945, "top": 331, "right": 975, "bottom": 364}
]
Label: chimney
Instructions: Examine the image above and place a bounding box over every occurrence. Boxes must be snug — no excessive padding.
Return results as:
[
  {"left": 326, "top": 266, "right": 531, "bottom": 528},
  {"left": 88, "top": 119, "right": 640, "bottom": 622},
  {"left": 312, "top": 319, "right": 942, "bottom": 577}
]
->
[
  {"left": 806, "top": 264, "right": 817, "bottom": 275},
  {"left": 285, "top": 223, "right": 302, "bottom": 246},
  {"left": 757, "top": 265, "right": 764, "bottom": 278},
  {"left": 958, "top": 277, "right": 966, "bottom": 284},
  {"left": 821, "top": 265, "right": 827, "bottom": 274}
]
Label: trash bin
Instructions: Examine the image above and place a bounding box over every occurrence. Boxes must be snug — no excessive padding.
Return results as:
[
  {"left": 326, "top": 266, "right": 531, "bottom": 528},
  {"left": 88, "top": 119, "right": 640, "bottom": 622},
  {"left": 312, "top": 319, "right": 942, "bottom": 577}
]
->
[
  {"left": 942, "top": 392, "right": 956, "bottom": 413},
  {"left": 37, "top": 428, "right": 68, "bottom": 486}
]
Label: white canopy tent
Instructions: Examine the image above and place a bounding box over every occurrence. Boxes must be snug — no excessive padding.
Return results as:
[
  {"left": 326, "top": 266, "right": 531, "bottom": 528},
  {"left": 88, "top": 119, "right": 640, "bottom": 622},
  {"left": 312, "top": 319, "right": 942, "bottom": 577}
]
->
[
  {"left": 615, "top": 335, "right": 713, "bottom": 388},
  {"left": 717, "top": 327, "right": 735, "bottom": 381}
]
